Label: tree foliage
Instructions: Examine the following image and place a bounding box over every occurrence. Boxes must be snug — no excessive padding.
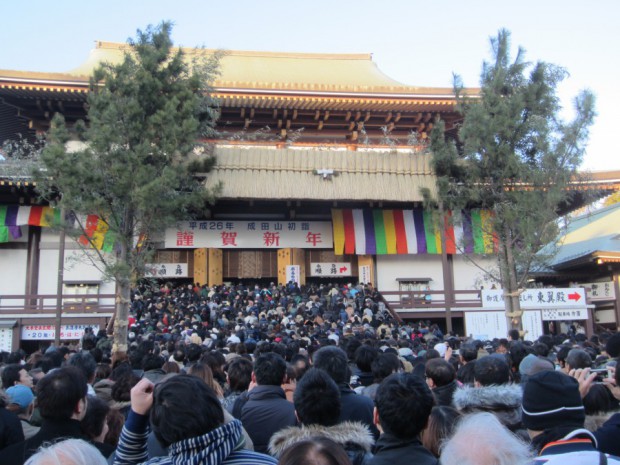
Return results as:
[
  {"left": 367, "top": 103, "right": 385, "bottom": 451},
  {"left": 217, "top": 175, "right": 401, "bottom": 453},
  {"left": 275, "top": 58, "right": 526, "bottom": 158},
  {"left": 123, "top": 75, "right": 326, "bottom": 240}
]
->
[
  {"left": 35, "top": 22, "right": 222, "bottom": 352},
  {"left": 429, "top": 29, "right": 596, "bottom": 326}
]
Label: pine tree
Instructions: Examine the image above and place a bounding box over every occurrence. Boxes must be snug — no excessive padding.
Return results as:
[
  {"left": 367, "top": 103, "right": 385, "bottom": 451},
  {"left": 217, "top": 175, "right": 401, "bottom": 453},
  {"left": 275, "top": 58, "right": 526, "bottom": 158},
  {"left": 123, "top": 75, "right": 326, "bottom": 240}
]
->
[
  {"left": 35, "top": 22, "right": 221, "bottom": 354},
  {"left": 429, "top": 29, "right": 596, "bottom": 330}
]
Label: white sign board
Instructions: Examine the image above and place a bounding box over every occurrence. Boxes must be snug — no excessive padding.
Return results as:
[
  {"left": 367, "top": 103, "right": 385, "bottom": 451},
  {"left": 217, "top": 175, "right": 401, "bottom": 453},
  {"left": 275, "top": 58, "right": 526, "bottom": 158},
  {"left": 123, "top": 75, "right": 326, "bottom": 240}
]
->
[
  {"left": 465, "top": 311, "right": 508, "bottom": 340},
  {"left": 0, "top": 328, "right": 12, "bottom": 352},
  {"left": 145, "top": 263, "right": 189, "bottom": 278},
  {"left": 541, "top": 308, "right": 588, "bottom": 321},
  {"left": 21, "top": 324, "right": 100, "bottom": 341},
  {"left": 359, "top": 265, "right": 371, "bottom": 285},
  {"left": 166, "top": 221, "right": 332, "bottom": 249},
  {"left": 465, "top": 310, "right": 543, "bottom": 342},
  {"left": 285, "top": 265, "right": 301, "bottom": 285},
  {"left": 310, "top": 262, "right": 352, "bottom": 277},
  {"left": 522, "top": 311, "right": 543, "bottom": 342},
  {"left": 481, "top": 288, "right": 586, "bottom": 309},
  {"left": 581, "top": 282, "right": 615, "bottom": 301}
]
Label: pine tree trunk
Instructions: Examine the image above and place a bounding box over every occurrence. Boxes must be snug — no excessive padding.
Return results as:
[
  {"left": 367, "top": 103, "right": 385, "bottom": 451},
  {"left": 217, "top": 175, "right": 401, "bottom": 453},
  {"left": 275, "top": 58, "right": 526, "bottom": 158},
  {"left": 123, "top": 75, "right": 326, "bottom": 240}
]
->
[{"left": 112, "top": 240, "right": 130, "bottom": 356}]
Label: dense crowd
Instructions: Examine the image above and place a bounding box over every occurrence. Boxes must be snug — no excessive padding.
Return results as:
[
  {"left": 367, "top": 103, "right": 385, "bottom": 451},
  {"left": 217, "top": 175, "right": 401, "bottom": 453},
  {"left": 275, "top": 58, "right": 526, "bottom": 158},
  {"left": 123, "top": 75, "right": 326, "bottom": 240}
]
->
[{"left": 0, "top": 280, "right": 620, "bottom": 464}]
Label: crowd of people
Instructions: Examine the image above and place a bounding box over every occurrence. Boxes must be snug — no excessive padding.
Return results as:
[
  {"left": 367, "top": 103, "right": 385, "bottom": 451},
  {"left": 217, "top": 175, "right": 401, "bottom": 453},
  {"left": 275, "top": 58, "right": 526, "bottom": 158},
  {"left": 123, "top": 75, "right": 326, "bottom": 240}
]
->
[{"left": 0, "top": 280, "right": 620, "bottom": 464}]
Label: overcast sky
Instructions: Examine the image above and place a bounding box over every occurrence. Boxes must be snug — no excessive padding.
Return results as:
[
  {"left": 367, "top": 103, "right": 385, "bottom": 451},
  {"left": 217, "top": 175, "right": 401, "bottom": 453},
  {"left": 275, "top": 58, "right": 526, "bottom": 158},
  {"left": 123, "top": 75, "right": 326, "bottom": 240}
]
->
[{"left": 2, "top": 0, "right": 617, "bottom": 171}]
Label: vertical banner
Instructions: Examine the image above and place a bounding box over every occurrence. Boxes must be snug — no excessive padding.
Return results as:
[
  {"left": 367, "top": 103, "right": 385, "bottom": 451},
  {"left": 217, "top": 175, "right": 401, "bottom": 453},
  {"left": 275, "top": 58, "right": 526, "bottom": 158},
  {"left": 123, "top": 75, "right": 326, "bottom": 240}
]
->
[
  {"left": 286, "top": 265, "right": 301, "bottom": 285},
  {"left": 522, "top": 310, "right": 543, "bottom": 342},
  {"left": 0, "top": 328, "right": 12, "bottom": 352},
  {"left": 359, "top": 265, "right": 371, "bottom": 285}
]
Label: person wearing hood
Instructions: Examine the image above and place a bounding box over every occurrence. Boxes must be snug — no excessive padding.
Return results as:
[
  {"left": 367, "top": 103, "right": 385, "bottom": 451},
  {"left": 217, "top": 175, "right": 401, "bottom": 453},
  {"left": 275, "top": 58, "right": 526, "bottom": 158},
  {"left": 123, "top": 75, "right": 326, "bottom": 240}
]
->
[
  {"left": 452, "top": 354, "right": 527, "bottom": 439},
  {"left": 269, "top": 368, "right": 374, "bottom": 465}
]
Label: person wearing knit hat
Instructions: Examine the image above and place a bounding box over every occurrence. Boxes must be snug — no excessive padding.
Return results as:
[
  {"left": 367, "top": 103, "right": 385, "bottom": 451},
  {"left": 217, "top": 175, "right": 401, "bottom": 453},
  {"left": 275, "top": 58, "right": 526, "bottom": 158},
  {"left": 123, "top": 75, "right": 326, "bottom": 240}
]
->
[{"left": 522, "top": 370, "right": 620, "bottom": 463}]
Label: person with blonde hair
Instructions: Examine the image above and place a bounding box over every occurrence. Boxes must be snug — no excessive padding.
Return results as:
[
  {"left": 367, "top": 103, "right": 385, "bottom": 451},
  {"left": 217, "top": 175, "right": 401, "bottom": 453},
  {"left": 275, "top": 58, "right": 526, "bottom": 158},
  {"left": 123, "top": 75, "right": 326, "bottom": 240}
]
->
[{"left": 440, "top": 412, "right": 531, "bottom": 465}]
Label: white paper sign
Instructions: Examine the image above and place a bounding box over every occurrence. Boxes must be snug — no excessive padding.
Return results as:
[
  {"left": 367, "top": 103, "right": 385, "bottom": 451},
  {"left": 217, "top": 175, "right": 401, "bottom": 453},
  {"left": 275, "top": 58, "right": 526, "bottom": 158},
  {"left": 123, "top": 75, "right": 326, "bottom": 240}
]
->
[
  {"left": 21, "top": 324, "right": 100, "bottom": 341},
  {"left": 541, "top": 308, "right": 588, "bottom": 321},
  {"left": 145, "top": 263, "right": 189, "bottom": 278},
  {"left": 581, "top": 282, "right": 615, "bottom": 301},
  {"left": 522, "top": 310, "right": 543, "bottom": 341},
  {"left": 0, "top": 328, "right": 13, "bottom": 352},
  {"left": 464, "top": 311, "right": 508, "bottom": 340},
  {"left": 286, "top": 265, "right": 301, "bottom": 284},
  {"left": 481, "top": 288, "right": 586, "bottom": 309},
  {"left": 359, "top": 265, "right": 371, "bottom": 285},
  {"left": 166, "top": 221, "right": 332, "bottom": 249},
  {"left": 310, "top": 262, "right": 352, "bottom": 277}
]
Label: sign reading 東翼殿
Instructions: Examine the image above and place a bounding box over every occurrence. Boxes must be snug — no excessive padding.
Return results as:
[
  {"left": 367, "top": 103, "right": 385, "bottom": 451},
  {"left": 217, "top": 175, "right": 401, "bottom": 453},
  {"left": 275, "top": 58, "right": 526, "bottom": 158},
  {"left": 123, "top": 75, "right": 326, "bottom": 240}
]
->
[
  {"left": 166, "top": 221, "right": 332, "bottom": 249},
  {"left": 481, "top": 288, "right": 586, "bottom": 309},
  {"left": 310, "top": 263, "right": 352, "bottom": 277},
  {"left": 21, "top": 324, "right": 100, "bottom": 341}
]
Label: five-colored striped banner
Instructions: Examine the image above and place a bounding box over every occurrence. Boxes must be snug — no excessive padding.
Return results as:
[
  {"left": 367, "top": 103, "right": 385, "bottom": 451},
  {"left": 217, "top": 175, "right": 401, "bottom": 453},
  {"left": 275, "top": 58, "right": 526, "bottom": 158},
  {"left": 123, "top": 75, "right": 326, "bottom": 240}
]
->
[
  {"left": 332, "top": 209, "right": 498, "bottom": 255},
  {"left": 0, "top": 205, "right": 113, "bottom": 251}
]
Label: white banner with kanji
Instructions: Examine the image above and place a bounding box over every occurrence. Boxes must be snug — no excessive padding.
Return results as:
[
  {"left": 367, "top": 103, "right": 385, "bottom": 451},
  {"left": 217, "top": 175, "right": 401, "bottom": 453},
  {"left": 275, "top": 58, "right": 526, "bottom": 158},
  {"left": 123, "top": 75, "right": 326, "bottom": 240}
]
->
[
  {"left": 310, "top": 262, "right": 352, "bottom": 277},
  {"left": 481, "top": 288, "right": 586, "bottom": 309},
  {"left": 21, "top": 324, "right": 100, "bottom": 341},
  {"left": 145, "top": 263, "right": 189, "bottom": 278},
  {"left": 285, "top": 265, "right": 301, "bottom": 284},
  {"left": 166, "top": 221, "right": 332, "bottom": 249}
]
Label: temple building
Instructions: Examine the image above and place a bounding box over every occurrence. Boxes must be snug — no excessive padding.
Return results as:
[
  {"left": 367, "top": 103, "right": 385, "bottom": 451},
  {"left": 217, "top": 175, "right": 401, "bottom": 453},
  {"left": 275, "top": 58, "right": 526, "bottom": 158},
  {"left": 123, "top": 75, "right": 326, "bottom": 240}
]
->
[{"left": 1, "top": 41, "right": 619, "bottom": 350}]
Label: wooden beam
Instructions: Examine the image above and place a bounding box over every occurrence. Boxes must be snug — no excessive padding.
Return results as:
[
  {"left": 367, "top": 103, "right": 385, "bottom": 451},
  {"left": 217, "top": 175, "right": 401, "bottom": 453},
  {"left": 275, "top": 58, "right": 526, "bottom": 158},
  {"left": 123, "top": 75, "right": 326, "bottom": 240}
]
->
[
  {"left": 324, "top": 111, "right": 330, "bottom": 122},
  {"left": 286, "top": 119, "right": 291, "bottom": 130},
  {"left": 348, "top": 121, "right": 355, "bottom": 131},
  {"left": 249, "top": 108, "right": 255, "bottom": 119},
  {"left": 240, "top": 108, "right": 245, "bottom": 118},
  {"left": 364, "top": 111, "right": 371, "bottom": 122},
  {"left": 273, "top": 109, "right": 278, "bottom": 119},
  {"left": 277, "top": 119, "right": 283, "bottom": 129},
  {"left": 345, "top": 111, "right": 352, "bottom": 121},
  {"left": 386, "top": 122, "right": 395, "bottom": 132},
  {"left": 385, "top": 112, "right": 393, "bottom": 123},
  {"left": 423, "top": 112, "right": 432, "bottom": 123},
  {"left": 314, "top": 110, "right": 320, "bottom": 120},
  {"left": 394, "top": 112, "right": 402, "bottom": 123},
  {"left": 292, "top": 109, "right": 298, "bottom": 120},
  {"left": 244, "top": 118, "right": 251, "bottom": 129},
  {"left": 283, "top": 109, "right": 288, "bottom": 120},
  {"left": 414, "top": 113, "right": 422, "bottom": 123},
  {"left": 356, "top": 121, "right": 364, "bottom": 131},
  {"left": 280, "top": 129, "right": 287, "bottom": 139},
  {"left": 355, "top": 111, "right": 361, "bottom": 121},
  {"left": 317, "top": 120, "right": 324, "bottom": 131}
]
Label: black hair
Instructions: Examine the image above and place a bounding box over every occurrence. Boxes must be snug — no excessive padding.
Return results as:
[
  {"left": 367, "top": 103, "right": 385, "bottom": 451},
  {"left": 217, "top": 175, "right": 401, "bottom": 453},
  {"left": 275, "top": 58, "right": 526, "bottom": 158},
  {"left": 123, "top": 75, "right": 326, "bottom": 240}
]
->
[
  {"left": 293, "top": 368, "right": 341, "bottom": 426},
  {"left": 1, "top": 364, "right": 23, "bottom": 388},
  {"left": 371, "top": 353, "right": 401, "bottom": 382},
  {"left": 375, "top": 372, "right": 434, "bottom": 440},
  {"left": 532, "top": 342, "right": 550, "bottom": 358},
  {"left": 81, "top": 395, "right": 110, "bottom": 440},
  {"left": 226, "top": 357, "right": 253, "bottom": 392},
  {"left": 425, "top": 358, "right": 456, "bottom": 387},
  {"left": 474, "top": 355, "right": 510, "bottom": 386},
  {"left": 606, "top": 333, "right": 620, "bottom": 358},
  {"left": 354, "top": 345, "right": 379, "bottom": 373},
  {"left": 67, "top": 352, "right": 98, "bottom": 383},
  {"left": 312, "top": 346, "right": 350, "bottom": 384},
  {"left": 150, "top": 375, "right": 224, "bottom": 447},
  {"left": 142, "top": 354, "right": 164, "bottom": 372},
  {"left": 36, "top": 366, "right": 87, "bottom": 420},
  {"left": 459, "top": 343, "right": 478, "bottom": 363},
  {"left": 36, "top": 352, "right": 64, "bottom": 374},
  {"left": 254, "top": 352, "right": 287, "bottom": 386},
  {"left": 186, "top": 343, "right": 203, "bottom": 363}
]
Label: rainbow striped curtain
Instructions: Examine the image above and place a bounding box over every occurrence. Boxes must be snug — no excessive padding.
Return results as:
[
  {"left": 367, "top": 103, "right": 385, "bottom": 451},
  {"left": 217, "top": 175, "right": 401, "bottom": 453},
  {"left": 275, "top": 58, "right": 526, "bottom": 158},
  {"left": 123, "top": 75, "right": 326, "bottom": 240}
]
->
[
  {"left": 0, "top": 205, "right": 114, "bottom": 251},
  {"left": 332, "top": 209, "right": 498, "bottom": 255}
]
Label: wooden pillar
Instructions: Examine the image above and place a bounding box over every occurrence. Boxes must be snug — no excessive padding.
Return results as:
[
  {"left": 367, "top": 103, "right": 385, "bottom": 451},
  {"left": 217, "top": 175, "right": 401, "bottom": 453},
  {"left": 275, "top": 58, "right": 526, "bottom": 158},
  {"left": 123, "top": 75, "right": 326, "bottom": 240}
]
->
[
  {"left": 292, "top": 249, "right": 306, "bottom": 286},
  {"left": 193, "top": 249, "right": 208, "bottom": 287},
  {"left": 613, "top": 273, "right": 620, "bottom": 331},
  {"left": 278, "top": 248, "right": 307, "bottom": 285},
  {"left": 207, "top": 249, "right": 223, "bottom": 287},
  {"left": 357, "top": 255, "right": 375, "bottom": 286}
]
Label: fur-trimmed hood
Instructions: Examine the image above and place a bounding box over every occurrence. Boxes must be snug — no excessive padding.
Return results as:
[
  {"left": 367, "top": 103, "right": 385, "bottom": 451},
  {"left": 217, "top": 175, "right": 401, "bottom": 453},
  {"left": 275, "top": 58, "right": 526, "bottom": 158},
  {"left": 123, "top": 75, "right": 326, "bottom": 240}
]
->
[
  {"left": 269, "top": 422, "right": 374, "bottom": 457},
  {"left": 452, "top": 383, "right": 522, "bottom": 411}
]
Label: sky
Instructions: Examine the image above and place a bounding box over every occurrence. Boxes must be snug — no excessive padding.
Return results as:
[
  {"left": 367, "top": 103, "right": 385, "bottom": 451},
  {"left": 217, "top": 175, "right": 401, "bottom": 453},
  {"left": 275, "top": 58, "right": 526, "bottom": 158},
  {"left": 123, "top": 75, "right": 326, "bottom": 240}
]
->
[{"left": 1, "top": 0, "right": 618, "bottom": 171}]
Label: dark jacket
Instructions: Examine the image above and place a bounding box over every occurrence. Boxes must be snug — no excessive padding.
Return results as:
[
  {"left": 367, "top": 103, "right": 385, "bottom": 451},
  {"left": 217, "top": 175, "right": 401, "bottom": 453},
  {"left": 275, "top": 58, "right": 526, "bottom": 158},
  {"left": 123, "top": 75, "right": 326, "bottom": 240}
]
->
[
  {"left": 269, "top": 422, "right": 374, "bottom": 465},
  {"left": 340, "top": 385, "right": 380, "bottom": 439},
  {"left": 0, "top": 408, "right": 24, "bottom": 450},
  {"left": 594, "top": 412, "right": 620, "bottom": 456},
  {"left": 0, "top": 418, "right": 110, "bottom": 465},
  {"left": 431, "top": 380, "right": 458, "bottom": 407},
  {"left": 369, "top": 433, "right": 437, "bottom": 465},
  {"left": 238, "top": 385, "right": 296, "bottom": 454}
]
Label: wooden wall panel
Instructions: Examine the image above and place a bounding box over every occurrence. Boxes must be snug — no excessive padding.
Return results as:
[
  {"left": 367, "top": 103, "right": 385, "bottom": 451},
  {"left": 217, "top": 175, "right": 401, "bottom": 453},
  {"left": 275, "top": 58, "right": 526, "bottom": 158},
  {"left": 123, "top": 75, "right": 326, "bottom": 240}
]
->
[
  {"left": 208, "top": 249, "right": 223, "bottom": 286},
  {"left": 193, "top": 249, "right": 208, "bottom": 286}
]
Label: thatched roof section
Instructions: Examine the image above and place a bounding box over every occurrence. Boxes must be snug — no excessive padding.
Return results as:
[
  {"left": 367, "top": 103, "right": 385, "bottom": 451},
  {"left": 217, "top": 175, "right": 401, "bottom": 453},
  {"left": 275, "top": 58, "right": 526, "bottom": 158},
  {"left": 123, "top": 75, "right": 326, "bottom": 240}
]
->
[{"left": 205, "top": 146, "right": 436, "bottom": 202}]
